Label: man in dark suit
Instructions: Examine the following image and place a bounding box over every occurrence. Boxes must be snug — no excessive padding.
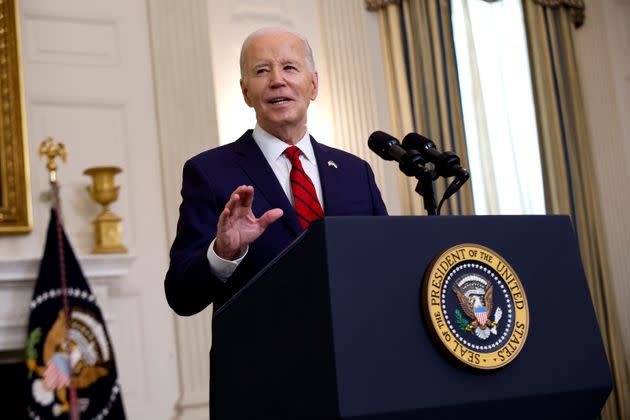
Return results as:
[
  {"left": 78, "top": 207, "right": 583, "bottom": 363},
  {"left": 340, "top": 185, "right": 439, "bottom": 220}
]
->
[{"left": 165, "top": 28, "right": 387, "bottom": 316}]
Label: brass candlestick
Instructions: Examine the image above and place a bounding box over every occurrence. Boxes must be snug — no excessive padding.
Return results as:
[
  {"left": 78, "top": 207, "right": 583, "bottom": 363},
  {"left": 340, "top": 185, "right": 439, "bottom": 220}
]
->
[{"left": 84, "top": 166, "right": 127, "bottom": 254}]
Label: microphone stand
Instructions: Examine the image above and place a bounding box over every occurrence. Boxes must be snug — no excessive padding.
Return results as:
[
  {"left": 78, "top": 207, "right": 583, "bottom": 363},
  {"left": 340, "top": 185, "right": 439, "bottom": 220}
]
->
[
  {"left": 415, "top": 170, "right": 437, "bottom": 216},
  {"left": 397, "top": 150, "right": 438, "bottom": 216}
]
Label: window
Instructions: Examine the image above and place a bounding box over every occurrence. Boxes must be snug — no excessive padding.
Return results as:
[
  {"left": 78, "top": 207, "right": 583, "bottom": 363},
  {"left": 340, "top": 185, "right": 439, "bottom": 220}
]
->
[{"left": 452, "top": 0, "right": 546, "bottom": 215}]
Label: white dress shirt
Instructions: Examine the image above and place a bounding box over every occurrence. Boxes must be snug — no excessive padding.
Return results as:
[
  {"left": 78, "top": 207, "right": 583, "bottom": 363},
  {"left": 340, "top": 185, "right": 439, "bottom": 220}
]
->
[{"left": 207, "top": 124, "right": 323, "bottom": 281}]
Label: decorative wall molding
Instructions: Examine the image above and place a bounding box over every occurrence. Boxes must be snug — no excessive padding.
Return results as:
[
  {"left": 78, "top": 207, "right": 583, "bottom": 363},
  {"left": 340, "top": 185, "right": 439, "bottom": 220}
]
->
[
  {"left": 22, "top": 13, "right": 120, "bottom": 66},
  {"left": 230, "top": 1, "right": 296, "bottom": 25},
  {"left": 0, "top": 254, "right": 136, "bottom": 282}
]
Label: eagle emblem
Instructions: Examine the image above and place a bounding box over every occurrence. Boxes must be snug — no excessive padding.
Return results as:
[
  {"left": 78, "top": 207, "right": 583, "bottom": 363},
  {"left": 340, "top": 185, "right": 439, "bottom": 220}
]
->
[
  {"left": 453, "top": 274, "right": 503, "bottom": 340},
  {"left": 26, "top": 309, "right": 112, "bottom": 416}
]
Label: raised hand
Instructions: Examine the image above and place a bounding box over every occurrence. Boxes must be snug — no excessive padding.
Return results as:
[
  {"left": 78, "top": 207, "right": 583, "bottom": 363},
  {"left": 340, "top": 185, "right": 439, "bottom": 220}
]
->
[{"left": 214, "top": 185, "right": 283, "bottom": 260}]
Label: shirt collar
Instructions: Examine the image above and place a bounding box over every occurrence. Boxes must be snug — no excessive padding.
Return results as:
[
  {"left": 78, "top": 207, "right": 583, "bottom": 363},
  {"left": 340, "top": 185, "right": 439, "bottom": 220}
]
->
[{"left": 253, "top": 124, "right": 316, "bottom": 163}]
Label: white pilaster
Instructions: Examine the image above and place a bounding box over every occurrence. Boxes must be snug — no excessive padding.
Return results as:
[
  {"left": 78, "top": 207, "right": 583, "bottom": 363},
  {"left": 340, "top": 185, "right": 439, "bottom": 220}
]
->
[{"left": 147, "top": 1, "right": 219, "bottom": 418}]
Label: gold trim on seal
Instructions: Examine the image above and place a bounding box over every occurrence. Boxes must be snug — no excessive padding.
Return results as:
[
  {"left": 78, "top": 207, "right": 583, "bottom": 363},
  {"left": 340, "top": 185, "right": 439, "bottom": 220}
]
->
[{"left": 422, "top": 244, "right": 529, "bottom": 369}]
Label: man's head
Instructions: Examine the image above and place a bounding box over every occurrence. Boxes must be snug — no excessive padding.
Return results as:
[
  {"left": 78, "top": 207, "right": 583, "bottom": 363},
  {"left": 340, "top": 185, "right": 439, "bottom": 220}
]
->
[{"left": 239, "top": 28, "right": 319, "bottom": 144}]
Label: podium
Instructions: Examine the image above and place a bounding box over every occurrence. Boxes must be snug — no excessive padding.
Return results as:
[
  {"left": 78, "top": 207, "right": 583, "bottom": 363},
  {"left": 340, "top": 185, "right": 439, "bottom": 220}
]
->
[{"left": 212, "top": 216, "right": 612, "bottom": 419}]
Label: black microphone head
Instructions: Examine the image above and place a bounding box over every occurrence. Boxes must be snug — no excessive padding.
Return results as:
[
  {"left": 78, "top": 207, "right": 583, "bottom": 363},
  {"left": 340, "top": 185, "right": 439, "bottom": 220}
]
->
[
  {"left": 401, "top": 132, "right": 436, "bottom": 152},
  {"left": 368, "top": 131, "right": 400, "bottom": 161}
]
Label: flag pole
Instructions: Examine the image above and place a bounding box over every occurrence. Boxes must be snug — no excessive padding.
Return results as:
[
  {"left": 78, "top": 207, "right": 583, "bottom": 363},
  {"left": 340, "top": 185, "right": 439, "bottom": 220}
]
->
[{"left": 39, "top": 137, "right": 80, "bottom": 420}]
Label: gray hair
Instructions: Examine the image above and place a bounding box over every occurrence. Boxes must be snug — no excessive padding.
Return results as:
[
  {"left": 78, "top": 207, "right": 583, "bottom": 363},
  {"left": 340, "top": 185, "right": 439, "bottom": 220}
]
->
[{"left": 239, "top": 27, "right": 316, "bottom": 78}]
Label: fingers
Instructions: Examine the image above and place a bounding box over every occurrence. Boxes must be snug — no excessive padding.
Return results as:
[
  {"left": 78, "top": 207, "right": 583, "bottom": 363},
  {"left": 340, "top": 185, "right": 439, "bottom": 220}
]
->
[
  {"left": 224, "top": 185, "right": 253, "bottom": 212},
  {"left": 218, "top": 185, "right": 254, "bottom": 230},
  {"left": 216, "top": 205, "right": 231, "bottom": 231},
  {"left": 258, "top": 208, "right": 283, "bottom": 229},
  {"left": 219, "top": 185, "right": 282, "bottom": 233},
  {"left": 238, "top": 185, "right": 254, "bottom": 208}
]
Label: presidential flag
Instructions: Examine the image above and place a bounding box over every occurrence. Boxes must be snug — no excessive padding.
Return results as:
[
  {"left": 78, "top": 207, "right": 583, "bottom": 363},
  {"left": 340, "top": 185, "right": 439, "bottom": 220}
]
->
[{"left": 25, "top": 209, "right": 126, "bottom": 419}]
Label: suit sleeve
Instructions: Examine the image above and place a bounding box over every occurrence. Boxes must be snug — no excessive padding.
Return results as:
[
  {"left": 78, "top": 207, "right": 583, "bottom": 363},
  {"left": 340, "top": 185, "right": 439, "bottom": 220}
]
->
[{"left": 164, "top": 159, "right": 225, "bottom": 316}]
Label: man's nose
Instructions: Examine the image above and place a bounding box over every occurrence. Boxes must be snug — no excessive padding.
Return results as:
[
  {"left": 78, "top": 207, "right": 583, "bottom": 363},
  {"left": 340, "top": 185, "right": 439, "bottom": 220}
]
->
[{"left": 269, "top": 68, "right": 286, "bottom": 87}]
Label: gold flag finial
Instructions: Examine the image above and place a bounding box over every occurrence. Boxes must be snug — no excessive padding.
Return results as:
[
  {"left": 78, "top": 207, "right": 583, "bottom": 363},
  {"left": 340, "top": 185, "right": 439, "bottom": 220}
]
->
[{"left": 39, "top": 137, "right": 67, "bottom": 183}]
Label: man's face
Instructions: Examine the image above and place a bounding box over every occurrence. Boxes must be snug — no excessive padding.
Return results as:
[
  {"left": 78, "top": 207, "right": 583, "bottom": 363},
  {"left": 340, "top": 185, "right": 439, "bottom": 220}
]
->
[{"left": 240, "top": 32, "right": 318, "bottom": 138}]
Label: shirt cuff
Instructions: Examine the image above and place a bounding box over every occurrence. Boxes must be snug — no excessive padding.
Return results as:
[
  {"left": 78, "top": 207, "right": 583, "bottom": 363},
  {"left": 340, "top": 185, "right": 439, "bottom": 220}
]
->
[{"left": 207, "top": 238, "right": 248, "bottom": 282}]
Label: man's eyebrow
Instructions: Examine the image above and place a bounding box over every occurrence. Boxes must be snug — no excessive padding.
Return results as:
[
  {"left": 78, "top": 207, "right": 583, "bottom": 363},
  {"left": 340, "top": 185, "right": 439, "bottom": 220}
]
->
[
  {"left": 249, "top": 58, "right": 302, "bottom": 70},
  {"left": 281, "top": 60, "right": 301, "bottom": 67}
]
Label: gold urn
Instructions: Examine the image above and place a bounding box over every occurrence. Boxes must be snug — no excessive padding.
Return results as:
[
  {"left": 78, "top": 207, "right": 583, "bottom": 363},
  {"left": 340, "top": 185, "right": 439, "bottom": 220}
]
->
[{"left": 84, "top": 166, "right": 128, "bottom": 254}]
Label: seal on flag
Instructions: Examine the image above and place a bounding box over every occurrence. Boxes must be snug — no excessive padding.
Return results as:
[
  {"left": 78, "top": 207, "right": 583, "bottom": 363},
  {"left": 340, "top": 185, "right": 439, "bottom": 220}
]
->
[
  {"left": 25, "top": 209, "right": 126, "bottom": 419},
  {"left": 26, "top": 308, "right": 115, "bottom": 417},
  {"left": 422, "top": 244, "right": 529, "bottom": 369}
]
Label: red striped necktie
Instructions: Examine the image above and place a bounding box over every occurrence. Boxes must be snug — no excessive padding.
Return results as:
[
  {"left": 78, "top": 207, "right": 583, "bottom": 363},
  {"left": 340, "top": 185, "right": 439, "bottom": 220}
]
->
[{"left": 284, "top": 146, "right": 324, "bottom": 230}]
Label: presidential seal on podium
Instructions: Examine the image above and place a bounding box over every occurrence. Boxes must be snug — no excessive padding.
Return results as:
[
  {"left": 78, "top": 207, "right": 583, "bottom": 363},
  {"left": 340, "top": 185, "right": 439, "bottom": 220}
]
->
[{"left": 422, "top": 244, "right": 529, "bottom": 369}]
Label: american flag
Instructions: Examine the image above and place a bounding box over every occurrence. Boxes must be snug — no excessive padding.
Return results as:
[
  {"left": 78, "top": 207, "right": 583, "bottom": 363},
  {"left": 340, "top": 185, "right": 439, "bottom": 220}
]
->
[
  {"left": 474, "top": 307, "right": 488, "bottom": 326},
  {"left": 43, "top": 353, "right": 71, "bottom": 389}
]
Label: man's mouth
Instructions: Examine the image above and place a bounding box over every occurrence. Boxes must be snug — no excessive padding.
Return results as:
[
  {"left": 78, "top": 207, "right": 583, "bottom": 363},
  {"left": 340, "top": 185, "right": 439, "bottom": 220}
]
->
[{"left": 268, "top": 97, "right": 291, "bottom": 105}]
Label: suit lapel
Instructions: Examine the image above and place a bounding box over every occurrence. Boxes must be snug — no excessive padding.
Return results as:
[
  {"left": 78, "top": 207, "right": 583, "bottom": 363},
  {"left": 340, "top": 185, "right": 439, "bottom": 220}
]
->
[
  {"left": 233, "top": 131, "right": 302, "bottom": 236},
  {"left": 312, "top": 137, "right": 342, "bottom": 215}
]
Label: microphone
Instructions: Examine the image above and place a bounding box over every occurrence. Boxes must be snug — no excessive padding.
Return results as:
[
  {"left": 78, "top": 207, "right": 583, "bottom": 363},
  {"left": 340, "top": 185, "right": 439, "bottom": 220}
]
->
[
  {"left": 401, "top": 133, "right": 469, "bottom": 179},
  {"left": 368, "top": 131, "right": 427, "bottom": 178},
  {"left": 402, "top": 132, "right": 470, "bottom": 214}
]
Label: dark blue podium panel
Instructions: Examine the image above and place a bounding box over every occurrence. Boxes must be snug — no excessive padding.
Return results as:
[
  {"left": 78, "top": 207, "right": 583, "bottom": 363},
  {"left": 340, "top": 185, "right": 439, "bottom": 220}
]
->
[{"left": 213, "top": 216, "right": 612, "bottom": 419}]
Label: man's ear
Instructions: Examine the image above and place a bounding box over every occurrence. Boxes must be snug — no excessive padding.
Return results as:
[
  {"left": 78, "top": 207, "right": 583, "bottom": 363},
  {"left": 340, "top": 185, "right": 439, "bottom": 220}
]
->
[
  {"left": 240, "top": 79, "right": 253, "bottom": 107},
  {"left": 310, "top": 72, "right": 319, "bottom": 101}
]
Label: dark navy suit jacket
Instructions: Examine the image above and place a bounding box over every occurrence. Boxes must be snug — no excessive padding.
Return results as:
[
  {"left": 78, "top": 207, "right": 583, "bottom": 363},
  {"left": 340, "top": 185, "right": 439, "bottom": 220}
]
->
[{"left": 165, "top": 130, "right": 387, "bottom": 316}]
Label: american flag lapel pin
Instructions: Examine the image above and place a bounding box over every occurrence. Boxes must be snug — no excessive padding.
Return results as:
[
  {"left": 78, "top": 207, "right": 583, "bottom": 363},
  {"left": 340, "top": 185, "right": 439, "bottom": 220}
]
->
[{"left": 327, "top": 160, "right": 338, "bottom": 169}]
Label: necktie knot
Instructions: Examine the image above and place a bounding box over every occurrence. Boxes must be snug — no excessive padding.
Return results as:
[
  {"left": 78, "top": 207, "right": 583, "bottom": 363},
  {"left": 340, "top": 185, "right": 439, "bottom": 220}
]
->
[{"left": 284, "top": 146, "right": 301, "bottom": 165}]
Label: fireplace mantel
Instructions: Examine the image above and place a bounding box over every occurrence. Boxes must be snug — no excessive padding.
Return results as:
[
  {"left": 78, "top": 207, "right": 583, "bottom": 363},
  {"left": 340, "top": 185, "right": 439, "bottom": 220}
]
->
[
  {"left": 0, "top": 254, "right": 135, "bottom": 352},
  {"left": 0, "top": 254, "right": 135, "bottom": 281}
]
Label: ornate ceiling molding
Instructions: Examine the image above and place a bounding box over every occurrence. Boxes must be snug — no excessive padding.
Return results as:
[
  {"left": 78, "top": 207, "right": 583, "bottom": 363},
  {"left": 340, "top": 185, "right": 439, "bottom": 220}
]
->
[
  {"left": 365, "top": 0, "right": 401, "bottom": 12},
  {"left": 532, "top": 0, "right": 585, "bottom": 27},
  {"left": 365, "top": 0, "right": 584, "bottom": 27}
]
